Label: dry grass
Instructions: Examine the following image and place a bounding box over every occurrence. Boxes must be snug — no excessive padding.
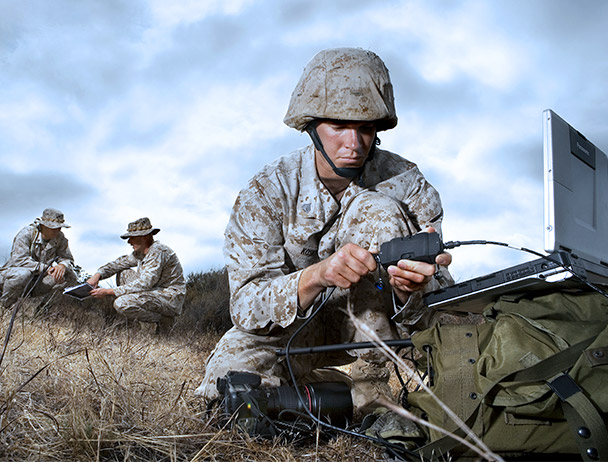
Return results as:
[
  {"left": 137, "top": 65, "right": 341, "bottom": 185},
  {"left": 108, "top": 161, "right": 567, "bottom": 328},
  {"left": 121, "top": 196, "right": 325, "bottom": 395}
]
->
[{"left": 0, "top": 294, "right": 385, "bottom": 461}]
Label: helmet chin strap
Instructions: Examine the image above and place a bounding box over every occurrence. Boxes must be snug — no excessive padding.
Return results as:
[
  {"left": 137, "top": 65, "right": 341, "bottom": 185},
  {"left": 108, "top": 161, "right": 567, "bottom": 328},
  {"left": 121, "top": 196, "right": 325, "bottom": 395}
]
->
[{"left": 305, "top": 123, "right": 376, "bottom": 179}]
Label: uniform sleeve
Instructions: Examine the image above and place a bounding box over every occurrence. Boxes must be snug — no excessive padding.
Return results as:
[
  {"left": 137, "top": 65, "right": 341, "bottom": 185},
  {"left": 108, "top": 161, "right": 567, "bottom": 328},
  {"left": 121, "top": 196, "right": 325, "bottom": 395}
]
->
[
  {"left": 223, "top": 178, "right": 300, "bottom": 335},
  {"left": 374, "top": 155, "right": 455, "bottom": 328},
  {"left": 55, "top": 235, "right": 74, "bottom": 270},
  {"left": 9, "top": 227, "right": 40, "bottom": 269},
  {"left": 113, "top": 247, "right": 163, "bottom": 297},
  {"left": 401, "top": 168, "right": 444, "bottom": 232},
  {"left": 392, "top": 265, "right": 454, "bottom": 330},
  {"left": 398, "top": 171, "right": 455, "bottom": 329},
  {"left": 97, "top": 254, "right": 139, "bottom": 281},
  {"left": 373, "top": 153, "right": 445, "bottom": 234}
]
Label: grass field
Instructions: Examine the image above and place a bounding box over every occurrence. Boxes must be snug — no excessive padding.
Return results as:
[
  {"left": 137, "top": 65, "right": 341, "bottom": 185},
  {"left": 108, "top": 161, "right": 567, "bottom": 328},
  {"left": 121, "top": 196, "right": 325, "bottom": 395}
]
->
[{"left": 0, "top": 288, "right": 386, "bottom": 461}]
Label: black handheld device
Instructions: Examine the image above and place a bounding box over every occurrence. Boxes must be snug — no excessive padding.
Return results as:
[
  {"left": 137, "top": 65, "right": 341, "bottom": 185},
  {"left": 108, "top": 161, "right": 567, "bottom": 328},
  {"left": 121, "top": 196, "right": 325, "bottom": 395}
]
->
[{"left": 377, "top": 232, "right": 445, "bottom": 267}]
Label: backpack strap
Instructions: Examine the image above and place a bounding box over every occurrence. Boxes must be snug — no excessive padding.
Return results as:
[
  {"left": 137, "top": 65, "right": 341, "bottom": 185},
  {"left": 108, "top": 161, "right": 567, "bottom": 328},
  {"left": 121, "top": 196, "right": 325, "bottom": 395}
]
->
[
  {"left": 415, "top": 334, "right": 607, "bottom": 461},
  {"left": 548, "top": 373, "right": 608, "bottom": 462}
]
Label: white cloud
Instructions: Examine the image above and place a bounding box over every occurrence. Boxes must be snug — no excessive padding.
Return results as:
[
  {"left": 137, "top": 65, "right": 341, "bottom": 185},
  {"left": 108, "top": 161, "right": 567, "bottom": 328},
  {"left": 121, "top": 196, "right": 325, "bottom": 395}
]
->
[
  {"left": 1, "top": 0, "right": 608, "bottom": 286},
  {"left": 369, "top": 0, "right": 527, "bottom": 90},
  {"left": 148, "top": 0, "right": 254, "bottom": 27},
  {"left": 51, "top": 74, "right": 295, "bottom": 273}
]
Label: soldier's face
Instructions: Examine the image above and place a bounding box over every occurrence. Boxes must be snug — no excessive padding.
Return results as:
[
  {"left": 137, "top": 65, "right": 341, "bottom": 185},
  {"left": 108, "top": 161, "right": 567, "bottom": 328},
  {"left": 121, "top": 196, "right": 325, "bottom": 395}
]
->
[
  {"left": 40, "top": 225, "right": 60, "bottom": 240},
  {"left": 128, "top": 236, "right": 147, "bottom": 253},
  {"left": 314, "top": 120, "right": 376, "bottom": 178},
  {"left": 127, "top": 235, "right": 153, "bottom": 254}
]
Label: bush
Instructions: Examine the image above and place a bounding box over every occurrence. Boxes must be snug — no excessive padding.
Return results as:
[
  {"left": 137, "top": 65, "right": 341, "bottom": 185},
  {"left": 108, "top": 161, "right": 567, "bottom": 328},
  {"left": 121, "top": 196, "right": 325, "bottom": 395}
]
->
[{"left": 178, "top": 267, "right": 232, "bottom": 334}]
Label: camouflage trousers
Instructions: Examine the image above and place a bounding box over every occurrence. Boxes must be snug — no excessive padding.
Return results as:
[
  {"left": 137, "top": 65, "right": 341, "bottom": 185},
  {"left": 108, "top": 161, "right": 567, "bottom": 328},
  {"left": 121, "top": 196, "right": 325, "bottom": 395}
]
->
[
  {"left": 113, "top": 269, "right": 184, "bottom": 323},
  {"left": 196, "top": 191, "right": 422, "bottom": 412},
  {"left": 0, "top": 265, "right": 77, "bottom": 308}
]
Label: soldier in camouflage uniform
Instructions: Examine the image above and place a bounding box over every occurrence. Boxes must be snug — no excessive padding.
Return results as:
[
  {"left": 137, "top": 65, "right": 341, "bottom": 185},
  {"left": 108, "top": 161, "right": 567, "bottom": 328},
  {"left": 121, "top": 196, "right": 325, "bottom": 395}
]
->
[
  {"left": 0, "top": 208, "right": 77, "bottom": 309},
  {"left": 87, "top": 217, "right": 186, "bottom": 334},
  {"left": 195, "top": 48, "right": 454, "bottom": 414}
]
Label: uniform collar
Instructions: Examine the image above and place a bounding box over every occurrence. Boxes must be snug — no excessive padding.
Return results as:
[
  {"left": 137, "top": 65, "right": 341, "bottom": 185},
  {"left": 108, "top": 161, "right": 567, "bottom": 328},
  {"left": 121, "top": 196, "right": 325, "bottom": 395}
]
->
[{"left": 299, "top": 144, "right": 367, "bottom": 220}]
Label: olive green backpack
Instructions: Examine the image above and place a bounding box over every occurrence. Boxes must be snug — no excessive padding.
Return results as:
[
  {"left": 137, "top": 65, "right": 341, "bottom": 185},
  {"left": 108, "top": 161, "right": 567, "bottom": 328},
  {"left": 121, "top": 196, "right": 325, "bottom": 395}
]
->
[{"left": 406, "top": 291, "right": 608, "bottom": 461}]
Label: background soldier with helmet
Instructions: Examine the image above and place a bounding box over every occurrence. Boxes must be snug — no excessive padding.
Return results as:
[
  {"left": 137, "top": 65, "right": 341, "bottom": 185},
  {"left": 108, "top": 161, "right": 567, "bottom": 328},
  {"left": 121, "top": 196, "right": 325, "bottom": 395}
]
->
[{"left": 195, "top": 48, "right": 453, "bottom": 416}]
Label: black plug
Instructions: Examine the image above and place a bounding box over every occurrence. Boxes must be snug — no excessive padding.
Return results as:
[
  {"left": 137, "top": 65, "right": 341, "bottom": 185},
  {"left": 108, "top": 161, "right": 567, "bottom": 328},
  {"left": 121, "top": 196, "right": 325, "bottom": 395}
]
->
[{"left": 378, "top": 232, "right": 445, "bottom": 268}]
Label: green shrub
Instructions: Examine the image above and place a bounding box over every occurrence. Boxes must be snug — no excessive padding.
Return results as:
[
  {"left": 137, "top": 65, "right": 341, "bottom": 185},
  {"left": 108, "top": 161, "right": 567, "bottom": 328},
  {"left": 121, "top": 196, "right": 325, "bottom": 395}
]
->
[{"left": 178, "top": 267, "right": 232, "bottom": 334}]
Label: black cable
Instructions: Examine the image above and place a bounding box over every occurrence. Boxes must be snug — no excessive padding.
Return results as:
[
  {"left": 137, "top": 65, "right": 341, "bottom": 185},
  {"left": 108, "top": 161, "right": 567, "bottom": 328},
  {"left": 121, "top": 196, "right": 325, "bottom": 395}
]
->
[
  {"left": 392, "top": 347, "right": 410, "bottom": 394},
  {"left": 283, "top": 286, "right": 425, "bottom": 461},
  {"left": 276, "top": 339, "right": 413, "bottom": 357},
  {"left": 444, "top": 238, "right": 544, "bottom": 257},
  {"left": 268, "top": 238, "right": 608, "bottom": 460},
  {"left": 443, "top": 240, "right": 608, "bottom": 299},
  {"left": 279, "top": 240, "right": 553, "bottom": 458},
  {"left": 392, "top": 346, "right": 427, "bottom": 405}
]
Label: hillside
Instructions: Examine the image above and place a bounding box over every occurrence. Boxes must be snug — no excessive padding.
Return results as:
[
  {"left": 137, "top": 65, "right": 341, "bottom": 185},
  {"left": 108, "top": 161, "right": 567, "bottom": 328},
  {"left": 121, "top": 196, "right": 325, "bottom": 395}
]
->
[{"left": 0, "top": 276, "right": 384, "bottom": 461}]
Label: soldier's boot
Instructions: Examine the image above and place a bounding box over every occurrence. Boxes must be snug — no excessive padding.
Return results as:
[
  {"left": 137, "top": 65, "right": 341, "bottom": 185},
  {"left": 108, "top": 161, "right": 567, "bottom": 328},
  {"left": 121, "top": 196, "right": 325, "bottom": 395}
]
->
[
  {"left": 350, "top": 359, "right": 394, "bottom": 419},
  {"left": 156, "top": 315, "right": 175, "bottom": 336},
  {"left": 362, "top": 407, "right": 426, "bottom": 450}
]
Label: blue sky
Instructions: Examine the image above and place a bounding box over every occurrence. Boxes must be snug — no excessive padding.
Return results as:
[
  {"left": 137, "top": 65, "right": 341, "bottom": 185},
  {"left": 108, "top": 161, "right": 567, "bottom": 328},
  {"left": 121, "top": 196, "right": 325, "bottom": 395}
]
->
[{"left": 1, "top": 0, "right": 607, "bottom": 284}]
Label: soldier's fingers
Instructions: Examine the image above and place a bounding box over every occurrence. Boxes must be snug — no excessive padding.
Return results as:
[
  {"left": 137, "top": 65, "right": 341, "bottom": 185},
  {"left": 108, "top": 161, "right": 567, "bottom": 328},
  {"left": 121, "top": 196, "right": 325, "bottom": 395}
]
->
[
  {"left": 435, "top": 251, "right": 452, "bottom": 267},
  {"left": 396, "top": 259, "right": 436, "bottom": 277},
  {"left": 388, "top": 273, "right": 429, "bottom": 293},
  {"left": 329, "top": 248, "right": 364, "bottom": 276},
  {"left": 388, "top": 263, "right": 431, "bottom": 289},
  {"left": 340, "top": 243, "right": 376, "bottom": 272},
  {"left": 352, "top": 248, "right": 377, "bottom": 271},
  {"left": 324, "top": 260, "right": 362, "bottom": 288}
]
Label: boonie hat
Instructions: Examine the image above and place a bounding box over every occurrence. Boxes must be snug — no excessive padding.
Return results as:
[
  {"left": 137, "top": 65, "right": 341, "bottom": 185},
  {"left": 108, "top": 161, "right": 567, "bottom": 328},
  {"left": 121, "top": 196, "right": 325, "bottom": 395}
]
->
[
  {"left": 35, "top": 208, "right": 71, "bottom": 229},
  {"left": 120, "top": 217, "right": 160, "bottom": 239}
]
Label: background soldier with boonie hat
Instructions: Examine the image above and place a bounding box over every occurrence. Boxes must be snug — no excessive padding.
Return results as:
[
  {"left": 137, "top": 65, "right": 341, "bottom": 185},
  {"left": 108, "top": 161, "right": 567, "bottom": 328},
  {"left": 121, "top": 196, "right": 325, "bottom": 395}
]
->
[
  {"left": 86, "top": 217, "right": 186, "bottom": 335},
  {"left": 0, "top": 208, "right": 77, "bottom": 309}
]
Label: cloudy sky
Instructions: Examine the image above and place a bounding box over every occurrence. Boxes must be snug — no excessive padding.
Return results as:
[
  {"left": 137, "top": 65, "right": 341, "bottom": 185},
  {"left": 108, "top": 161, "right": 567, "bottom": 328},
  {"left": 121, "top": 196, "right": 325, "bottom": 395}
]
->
[{"left": 1, "top": 0, "right": 607, "bottom": 285}]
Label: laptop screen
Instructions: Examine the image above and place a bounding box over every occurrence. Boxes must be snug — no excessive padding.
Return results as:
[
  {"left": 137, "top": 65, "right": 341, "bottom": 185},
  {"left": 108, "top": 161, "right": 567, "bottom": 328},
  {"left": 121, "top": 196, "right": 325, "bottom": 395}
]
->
[
  {"left": 543, "top": 109, "right": 608, "bottom": 266},
  {"left": 423, "top": 110, "right": 608, "bottom": 313}
]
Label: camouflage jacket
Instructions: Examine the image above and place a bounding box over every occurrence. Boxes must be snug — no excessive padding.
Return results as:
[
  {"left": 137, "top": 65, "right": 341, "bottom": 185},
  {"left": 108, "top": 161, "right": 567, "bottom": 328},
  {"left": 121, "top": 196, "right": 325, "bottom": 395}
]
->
[
  {"left": 224, "top": 144, "right": 447, "bottom": 334},
  {"left": 96, "top": 241, "right": 186, "bottom": 298},
  {"left": 0, "top": 224, "right": 74, "bottom": 273}
]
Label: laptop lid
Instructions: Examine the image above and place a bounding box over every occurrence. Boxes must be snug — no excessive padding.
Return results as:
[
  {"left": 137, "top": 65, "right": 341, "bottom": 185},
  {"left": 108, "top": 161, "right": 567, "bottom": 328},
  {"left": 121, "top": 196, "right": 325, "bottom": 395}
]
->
[
  {"left": 544, "top": 109, "right": 608, "bottom": 266},
  {"left": 423, "top": 110, "right": 608, "bottom": 312}
]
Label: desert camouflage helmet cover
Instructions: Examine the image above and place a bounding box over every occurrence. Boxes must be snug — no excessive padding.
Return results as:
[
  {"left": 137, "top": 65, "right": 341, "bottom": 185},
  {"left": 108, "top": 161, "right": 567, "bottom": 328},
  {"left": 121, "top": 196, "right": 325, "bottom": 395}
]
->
[{"left": 284, "top": 47, "right": 398, "bottom": 132}]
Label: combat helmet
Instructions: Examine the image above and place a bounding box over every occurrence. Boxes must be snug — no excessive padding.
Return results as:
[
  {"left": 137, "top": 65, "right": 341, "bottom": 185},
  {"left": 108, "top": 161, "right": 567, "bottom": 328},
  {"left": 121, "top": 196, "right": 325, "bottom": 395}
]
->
[
  {"left": 284, "top": 47, "right": 397, "bottom": 132},
  {"left": 284, "top": 48, "right": 397, "bottom": 178}
]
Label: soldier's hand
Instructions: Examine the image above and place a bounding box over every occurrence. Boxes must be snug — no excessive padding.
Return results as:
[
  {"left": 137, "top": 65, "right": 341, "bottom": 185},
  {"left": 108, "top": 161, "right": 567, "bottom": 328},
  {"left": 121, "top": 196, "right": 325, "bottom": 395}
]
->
[
  {"left": 298, "top": 243, "right": 377, "bottom": 311},
  {"left": 90, "top": 288, "right": 115, "bottom": 298},
  {"left": 87, "top": 273, "right": 102, "bottom": 288},
  {"left": 387, "top": 259, "right": 436, "bottom": 300},
  {"left": 387, "top": 227, "right": 452, "bottom": 303},
  {"left": 314, "top": 243, "right": 377, "bottom": 289},
  {"left": 47, "top": 264, "right": 66, "bottom": 283}
]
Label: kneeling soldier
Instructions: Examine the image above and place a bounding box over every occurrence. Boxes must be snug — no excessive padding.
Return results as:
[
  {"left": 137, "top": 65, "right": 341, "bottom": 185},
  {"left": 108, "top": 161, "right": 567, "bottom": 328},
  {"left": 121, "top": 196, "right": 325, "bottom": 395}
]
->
[
  {"left": 87, "top": 217, "right": 186, "bottom": 335},
  {"left": 0, "top": 208, "right": 77, "bottom": 309}
]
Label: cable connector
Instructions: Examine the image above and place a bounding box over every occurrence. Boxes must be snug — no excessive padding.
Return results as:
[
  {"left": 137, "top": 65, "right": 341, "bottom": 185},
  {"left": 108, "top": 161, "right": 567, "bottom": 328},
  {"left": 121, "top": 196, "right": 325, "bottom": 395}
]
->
[{"left": 378, "top": 232, "right": 444, "bottom": 268}]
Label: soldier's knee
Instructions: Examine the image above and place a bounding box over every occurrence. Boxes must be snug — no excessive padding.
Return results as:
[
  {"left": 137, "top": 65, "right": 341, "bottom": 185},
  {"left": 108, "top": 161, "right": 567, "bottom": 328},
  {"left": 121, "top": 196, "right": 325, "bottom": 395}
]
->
[
  {"left": 346, "top": 191, "right": 405, "bottom": 220},
  {"left": 343, "top": 194, "right": 410, "bottom": 237},
  {"left": 338, "top": 192, "right": 414, "bottom": 248},
  {"left": 116, "top": 269, "right": 138, "bottom": 287},
  {"left": 7, "top": 268, "right": 34, "bottom": 286},
  {"left": 113, "top": 296, "right": 129, "bottom": 314}
]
